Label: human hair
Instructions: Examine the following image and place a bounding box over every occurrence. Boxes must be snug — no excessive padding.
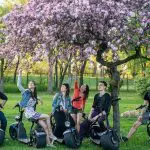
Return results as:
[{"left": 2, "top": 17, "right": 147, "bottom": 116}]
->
[
  {"left": 83, "top": 84, "right": 89, "bottom": 99},
  {"left": 99, "top": 81, "right": 107, "bottom": 87},
  {"left": 29, "top": 80, "right": 37, "bottom": 100},
  {"left": 62, "top": 83, "right": 70, "bottom": 97}
]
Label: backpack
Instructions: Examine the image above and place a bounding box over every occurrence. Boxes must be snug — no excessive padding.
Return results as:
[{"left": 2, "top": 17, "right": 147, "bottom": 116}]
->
[{"left": 63, "top": 128, "right": 81, "bottom": 148}]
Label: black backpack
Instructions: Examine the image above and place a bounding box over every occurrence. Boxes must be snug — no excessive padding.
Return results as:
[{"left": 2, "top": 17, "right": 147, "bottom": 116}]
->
[
  {"left": 63, "top": 128, "right": 81, "bottom": 148},
  {"left": 100, "top": 118, "right": 119, "bottom": 150}
]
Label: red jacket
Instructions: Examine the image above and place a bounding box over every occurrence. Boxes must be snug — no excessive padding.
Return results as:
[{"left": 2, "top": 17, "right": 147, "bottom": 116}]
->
[{"left": 72, "top": 81, "right": 86, "bottom": 110}]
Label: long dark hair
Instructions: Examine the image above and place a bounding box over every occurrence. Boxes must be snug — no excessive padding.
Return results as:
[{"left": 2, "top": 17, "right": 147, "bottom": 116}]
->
[
  {"left": 29, "top": 80, "right": 37, "bottom": 100},
  {"left": 83, "top": 84, "right": 89, "bottom": 99},
  {"left": 62, "top": 83, "right": 70, "bottom": 97}
]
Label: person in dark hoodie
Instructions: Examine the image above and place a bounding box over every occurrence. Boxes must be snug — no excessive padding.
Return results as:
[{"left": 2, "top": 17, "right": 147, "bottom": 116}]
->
[
  {"left": 0, "top": 91, "right": 8, "bottom": 132},
  {"left": 79, "top": 81, "right": 111, "bottom": 141}
]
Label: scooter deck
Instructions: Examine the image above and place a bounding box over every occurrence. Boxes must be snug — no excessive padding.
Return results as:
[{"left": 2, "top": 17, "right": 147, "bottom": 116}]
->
[{"left": 18, "top": 138, "right": 29, "bottom": 144}]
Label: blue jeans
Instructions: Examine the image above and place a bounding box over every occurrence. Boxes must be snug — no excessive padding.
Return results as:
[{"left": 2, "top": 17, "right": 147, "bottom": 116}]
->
[{"left": 0, "top": 111, "right": 7, "bottom": 131}]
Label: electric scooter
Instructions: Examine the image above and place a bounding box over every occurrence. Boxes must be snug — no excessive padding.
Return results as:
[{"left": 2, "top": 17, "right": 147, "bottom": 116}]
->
[
  {"left": 50, "top": 97, "right": 81, "bottom": 148},
  {"left": 9, "top": 104, "right": 47, "bottom": 148}
]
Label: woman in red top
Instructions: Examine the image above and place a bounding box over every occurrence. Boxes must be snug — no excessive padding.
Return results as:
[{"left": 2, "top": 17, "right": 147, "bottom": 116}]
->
[{"left": 71, "top": 80, "right": 89, "bottom": 132}]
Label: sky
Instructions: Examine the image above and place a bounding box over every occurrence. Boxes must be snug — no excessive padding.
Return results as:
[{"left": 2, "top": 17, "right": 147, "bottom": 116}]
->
[{"left": 0, "top": 0, "right": 4, "bottom": 4}]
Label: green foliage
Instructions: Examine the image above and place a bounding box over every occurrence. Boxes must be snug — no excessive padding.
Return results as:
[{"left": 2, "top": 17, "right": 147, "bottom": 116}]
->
[{"left": 134, "top": 76, "right": 150, "bottom": 96}]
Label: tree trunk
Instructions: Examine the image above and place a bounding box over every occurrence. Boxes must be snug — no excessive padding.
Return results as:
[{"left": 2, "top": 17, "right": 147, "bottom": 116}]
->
[
  {"left": 59, "top": 63, "right": 69, "bottom": 88},
  {"left": 26, "top": 72, "right": 29, "bottom": 85},
  {"left": 0, "top": 59, "right": 4, "bottom": 92},
  {"left": 40, "top": 73, "right": 42, "bottom": 84},
  {"left": 13, "top": 56, "right": 20, "bottom": 83},
  {"left": 55, "top": 57, "right": 58, "bottom": 90},
  {"left": 93, "top": 62, "right": 97, "bottom": 76},
  {"left": 47, "top": 57, "right": 53, "bottom": 93},
  {"left": 109, "top": 66, "right": 120, "bottom": 137},
  {"left": 79, "top": 60, "right": 87, "bottom": 86}
]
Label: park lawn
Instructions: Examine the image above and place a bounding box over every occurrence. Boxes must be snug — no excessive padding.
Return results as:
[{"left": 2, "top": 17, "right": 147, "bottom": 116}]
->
[{"left": 1, "top": 91, "right": 150, "bottom": 150}]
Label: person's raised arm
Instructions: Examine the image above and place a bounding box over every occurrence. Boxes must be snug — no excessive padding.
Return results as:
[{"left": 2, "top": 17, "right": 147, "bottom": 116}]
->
[{"left": 17, "top": 69, "right": 25, "bottom": 94}]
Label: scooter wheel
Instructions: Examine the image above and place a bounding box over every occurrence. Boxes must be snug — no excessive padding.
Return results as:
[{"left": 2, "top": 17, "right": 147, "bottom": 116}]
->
[{"left": 9, "top": 126, "right": 17, "bottom": 140}]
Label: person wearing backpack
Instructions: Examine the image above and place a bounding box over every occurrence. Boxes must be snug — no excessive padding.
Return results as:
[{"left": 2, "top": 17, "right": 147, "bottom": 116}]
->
[
  {"left": 0, "top": 91, "right": 8, "bottom": 132},
  {"left": 121, "top": 89, "right": 150, "bottom": 142},
  {"left": 79, "top": 81, "right": 111, "bottom": 141}
]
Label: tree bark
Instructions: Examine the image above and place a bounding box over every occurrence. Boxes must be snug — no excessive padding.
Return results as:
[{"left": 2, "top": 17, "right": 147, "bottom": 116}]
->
[
  {"left": 79, "top": 60, "right": 87, "bottom": 86},
  {"left": 13, "top": 56, "right": 20, "bottom": 83},
  {"left": 55, "top": 57, "right": 58, "bottom": 90},
  {"left": 26, "top": 72, "right": 29, "bottom": 85},
  {"left": 59, "top": 63, "right": 69, "bottom": 88},
  {"left": 109, "top": 66, "right": 120, "bottom": 137},
  {"left": 47, "top": 57, "right": 53, "bottom": 93},
  {"left": 0, "top": 59, "right": 4, "bottom": 92}
]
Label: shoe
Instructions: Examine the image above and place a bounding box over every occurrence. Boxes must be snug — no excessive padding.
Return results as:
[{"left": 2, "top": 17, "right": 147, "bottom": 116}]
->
[
  {"left": 120, "top": 136, "right": 128, "bottom": 142},
  {"left": 56, "top": 138, "right": 63, "bottom": 143},
  {"left": 50, "top": 134, "right": 57, "bottom": 141},
  {"left": 47, "top": 143, "right": 56, "bottom": 148}
]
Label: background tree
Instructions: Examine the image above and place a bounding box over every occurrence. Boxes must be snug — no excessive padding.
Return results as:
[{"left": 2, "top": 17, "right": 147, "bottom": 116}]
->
[{"left": 2, "top": 0, "right": 149, "bottom": 136}]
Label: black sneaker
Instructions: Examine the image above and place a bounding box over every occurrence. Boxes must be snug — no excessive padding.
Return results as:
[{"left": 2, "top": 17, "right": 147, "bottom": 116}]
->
[{"left": 120, "top": 136, "right": 128, "bottom": 142}]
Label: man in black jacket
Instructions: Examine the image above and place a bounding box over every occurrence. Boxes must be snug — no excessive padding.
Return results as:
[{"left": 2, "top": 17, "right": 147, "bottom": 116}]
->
[
  {"left": 79, "top": 81, "right": 111, "bottom": 141},
  {"left": 0, "top": 91, "right": 8, "bottom": 131}
]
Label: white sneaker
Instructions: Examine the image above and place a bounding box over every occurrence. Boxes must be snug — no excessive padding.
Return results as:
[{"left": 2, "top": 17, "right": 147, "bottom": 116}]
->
[{"left": 47, "top": 143, "right": 56, "bottom": 148}]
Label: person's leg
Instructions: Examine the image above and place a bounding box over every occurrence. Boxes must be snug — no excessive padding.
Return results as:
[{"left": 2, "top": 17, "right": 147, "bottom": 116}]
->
[
  {"left": 76, "top": 112, "right": 83, "bottom": 132},
  {"left": 39, "top": 114, "right": 56, "bottom": 139},
  {"left": 79, "top": 119, "right": 91, "bottom": 141},
  {"left": 71, "top": 113, "right": 77, "bottom": 125},
  {"left": 127, "top": 120, "right": 142, "bottom": 139},
  {"left": 0, "top": 111, "right": 7, "bottom": 131},
  {"left": 38, "top": 120, "right": 51, "bottom": 145},
  {"left": 121, "top": 116, "right": 142, "bottom": 142}
]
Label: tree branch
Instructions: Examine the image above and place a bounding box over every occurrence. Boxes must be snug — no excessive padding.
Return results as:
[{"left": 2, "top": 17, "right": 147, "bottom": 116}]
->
[{"left": 96, "top": 43, "right": 150, "bottom": 67}]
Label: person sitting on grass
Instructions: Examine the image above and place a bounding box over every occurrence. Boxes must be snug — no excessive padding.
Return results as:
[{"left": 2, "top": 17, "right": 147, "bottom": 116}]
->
[
  {"left": 121, "top": 88, "right": 150, "bottom": 142},
  {"left": 0, "top": 91, "right": 8, "bottom": 132},
  {"left": 71, "top": 77, "right": 89, "bottom": 133},
  {"left": 52, "top": 83, "right": 75, "bottom": 139},
  {"left": 79, "top": 81, "right": 111, "bottom": 141},
  {"left": 17, "top": 69, "right": 56, "bottom": 147}
]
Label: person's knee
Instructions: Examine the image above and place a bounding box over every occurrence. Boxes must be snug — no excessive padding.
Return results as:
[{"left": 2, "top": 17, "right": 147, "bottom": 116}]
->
[{"left": 133, "top": 121, "right": 141, "bottom": 129}]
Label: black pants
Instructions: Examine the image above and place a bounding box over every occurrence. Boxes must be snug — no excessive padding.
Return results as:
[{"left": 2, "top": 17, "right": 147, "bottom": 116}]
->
[
  {"left": 0, "top": 111, "right": 7, "bottom": 131},
  {"left": 53, "top": 111, "right": 75, "bottom": 138}
]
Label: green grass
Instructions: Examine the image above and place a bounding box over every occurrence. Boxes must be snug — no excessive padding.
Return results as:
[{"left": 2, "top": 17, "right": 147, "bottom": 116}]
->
[{"left": 1, "top": 91, "right": 150, "bottom": 150}]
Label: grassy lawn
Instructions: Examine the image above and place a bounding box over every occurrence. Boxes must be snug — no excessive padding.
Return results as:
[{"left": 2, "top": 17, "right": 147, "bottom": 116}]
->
[{"left": 1, "top": 91, "right": 150, "bottom": 150}]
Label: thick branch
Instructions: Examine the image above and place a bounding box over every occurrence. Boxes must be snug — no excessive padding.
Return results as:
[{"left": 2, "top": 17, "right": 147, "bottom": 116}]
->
[
  {"left": 97, "top": 51, "right": 139, "bottom": 67},
  {"left": 96, "top": 44, "right": 150, "bottom": 67}
]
